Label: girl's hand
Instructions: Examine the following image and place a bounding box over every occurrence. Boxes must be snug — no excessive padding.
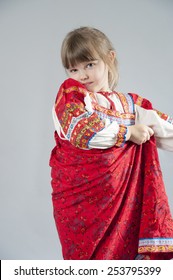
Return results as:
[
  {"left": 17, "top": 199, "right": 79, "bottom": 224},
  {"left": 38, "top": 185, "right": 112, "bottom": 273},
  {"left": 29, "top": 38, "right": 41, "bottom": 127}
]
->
[{"left": 126, "top": 124, "right": 154, "bottom": 145}]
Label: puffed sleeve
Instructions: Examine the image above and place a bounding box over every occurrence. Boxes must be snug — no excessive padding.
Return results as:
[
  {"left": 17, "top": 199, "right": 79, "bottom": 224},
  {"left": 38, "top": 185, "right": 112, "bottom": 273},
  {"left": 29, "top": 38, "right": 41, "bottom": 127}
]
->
[
  {"left": 129, "top": 93, "right": 173, "bottom": 151},
  {"left": 52, "top": 78, "right": 127, "bottom": 149}
]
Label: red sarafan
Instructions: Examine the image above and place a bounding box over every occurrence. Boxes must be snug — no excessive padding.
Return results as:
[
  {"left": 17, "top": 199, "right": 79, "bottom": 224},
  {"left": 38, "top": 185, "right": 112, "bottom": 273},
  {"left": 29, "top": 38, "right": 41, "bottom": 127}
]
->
[{"left": 50, "top": 78, "right": 173, "bottom": 260}]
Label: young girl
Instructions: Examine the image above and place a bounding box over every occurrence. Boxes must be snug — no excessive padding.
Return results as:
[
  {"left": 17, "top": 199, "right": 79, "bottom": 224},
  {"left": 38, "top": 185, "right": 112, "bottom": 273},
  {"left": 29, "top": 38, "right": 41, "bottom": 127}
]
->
[{"left": 49, "top": 26, "right": 173, "bottom": 260}]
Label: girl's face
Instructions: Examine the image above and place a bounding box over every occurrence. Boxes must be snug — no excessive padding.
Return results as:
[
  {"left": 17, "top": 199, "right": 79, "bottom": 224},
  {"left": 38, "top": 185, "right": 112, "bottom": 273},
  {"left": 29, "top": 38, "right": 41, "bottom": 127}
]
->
[{"left": 66, "top": 59, "right": 110, "bottom": 92}]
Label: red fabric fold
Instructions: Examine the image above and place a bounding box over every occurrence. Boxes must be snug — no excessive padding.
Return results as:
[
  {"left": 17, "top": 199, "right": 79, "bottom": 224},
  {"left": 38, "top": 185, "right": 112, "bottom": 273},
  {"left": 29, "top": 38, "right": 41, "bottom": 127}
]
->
[
  {"left": 50, "top": 133, "right": 173, "bottom": 259},
  {"left": 50, "top": 79, "right": 173, "bottom": 259}
]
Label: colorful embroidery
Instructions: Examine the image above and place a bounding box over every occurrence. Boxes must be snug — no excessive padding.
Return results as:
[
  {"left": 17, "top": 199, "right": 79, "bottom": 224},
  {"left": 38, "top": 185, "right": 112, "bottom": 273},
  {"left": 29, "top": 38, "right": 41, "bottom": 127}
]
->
[
  {"left": 139, "top": 238, "right": 173, "bottom": 253},
  {"left": 155, "top": 109, "right": 173, "bottom": 124},
  {"left": 64, "top": 86, "right": 88, "bottom": 96},
  {"left": 55, "top": 80, "right": 137, "bottom": 149},
  {"left": 133, "top": 95, "right": 143, "bottom": 107},
  {"left": 116, "top": 92, "right": 134, "bottom": 114},
  {"left": 56, "top": 101, "right": 105, "bottom": 149},
  {"left": 116, "top": 125, "right": 127, "bottom": 147},
  {"left": 50, "top": 79, "right": 173, "bottom": 260},
  {"left": 155, "top": 109, "right": 168, "bottom": 121},
  {"left": 139, "top": 245, "right": 173, "bottom": 253},
  {"left": 93, "top": 104, "right": 135, "bottom": 126},
  {"left": 91, "top": 93, "right": 135, "bottom": 126},
  {"left": 70, "top": 114, "right": 105, "bottom": 149}
]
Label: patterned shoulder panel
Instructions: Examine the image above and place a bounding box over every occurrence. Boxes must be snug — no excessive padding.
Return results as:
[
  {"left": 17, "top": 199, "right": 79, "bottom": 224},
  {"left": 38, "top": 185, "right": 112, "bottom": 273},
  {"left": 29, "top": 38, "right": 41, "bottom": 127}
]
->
[
  {"left": 116, "top": 92, "right": 135, "bottom": 114},
  {"left": 55, "top": 78, "right": 88, "bottom": 108},
  {"left": 54, "top": 78, "right": 106, "bottom": 149},
  {"left": 128, "top": 93, "right": 153, "bottom": 110},
  {"left": 129, "top": 93, "right": 173, "bottom": 124},
  {"left": 92, "top": 92, "right": 135, "bottom": 126}
]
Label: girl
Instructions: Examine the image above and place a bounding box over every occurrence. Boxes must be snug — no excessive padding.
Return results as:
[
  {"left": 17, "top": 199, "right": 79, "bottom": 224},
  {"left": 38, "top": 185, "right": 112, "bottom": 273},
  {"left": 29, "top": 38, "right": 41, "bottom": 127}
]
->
[{"left": 49, "top": 26, "right": 173, "bottom": 260}]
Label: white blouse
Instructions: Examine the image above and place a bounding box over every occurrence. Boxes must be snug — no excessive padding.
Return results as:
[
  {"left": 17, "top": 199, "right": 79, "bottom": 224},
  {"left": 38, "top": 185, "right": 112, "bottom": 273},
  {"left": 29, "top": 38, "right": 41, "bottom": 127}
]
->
[{"left": 53, "top": 91, "right": 173, "bottom": 151}]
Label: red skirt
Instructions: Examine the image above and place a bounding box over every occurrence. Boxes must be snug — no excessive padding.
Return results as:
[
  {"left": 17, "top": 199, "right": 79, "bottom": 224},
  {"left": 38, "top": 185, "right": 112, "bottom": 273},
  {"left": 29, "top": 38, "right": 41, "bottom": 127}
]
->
[{"left": 50, "top": 132, "right": 173, "bottom": 259}]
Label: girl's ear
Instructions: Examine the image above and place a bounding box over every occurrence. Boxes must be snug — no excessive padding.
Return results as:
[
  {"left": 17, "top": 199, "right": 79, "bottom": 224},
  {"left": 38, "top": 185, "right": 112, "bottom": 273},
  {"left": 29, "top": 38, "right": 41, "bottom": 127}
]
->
[{"left": 109, "top": 51, "right": 116, "bottom": 63}]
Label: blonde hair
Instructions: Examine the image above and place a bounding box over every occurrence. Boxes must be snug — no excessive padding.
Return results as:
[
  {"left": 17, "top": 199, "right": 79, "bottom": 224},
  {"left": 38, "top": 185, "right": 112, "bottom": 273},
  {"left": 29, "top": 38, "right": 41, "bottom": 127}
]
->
[{"left": 61, "top": 27, "right": 119, "bottom": 90}]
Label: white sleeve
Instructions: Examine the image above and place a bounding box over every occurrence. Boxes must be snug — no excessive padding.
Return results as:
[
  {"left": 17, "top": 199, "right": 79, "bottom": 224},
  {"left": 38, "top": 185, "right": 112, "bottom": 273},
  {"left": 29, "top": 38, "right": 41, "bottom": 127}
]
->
[
  {"left": 52, "top": 105, "right": 121, "bottom": 149},
  {"left": 88, "top": 119, "right": 120, "bottom": 149},
  {"left": 135, "top": 105, "right": 173, "bottom": 151},
  {"left": 52, "top": 92, "right": 127, "bottom": 150}
]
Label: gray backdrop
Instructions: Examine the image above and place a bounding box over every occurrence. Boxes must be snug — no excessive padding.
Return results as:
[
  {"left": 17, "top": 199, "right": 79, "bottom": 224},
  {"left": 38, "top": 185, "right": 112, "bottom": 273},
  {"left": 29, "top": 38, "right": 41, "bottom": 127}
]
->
[{"left": 0, "top": 0, "right": 173, "bottom": 260}]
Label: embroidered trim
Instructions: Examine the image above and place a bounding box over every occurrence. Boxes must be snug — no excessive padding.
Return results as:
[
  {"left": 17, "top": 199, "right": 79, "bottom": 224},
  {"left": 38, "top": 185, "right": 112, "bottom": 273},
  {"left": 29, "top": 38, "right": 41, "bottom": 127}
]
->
[
  {"left": 127, "top": 94, "right": 135, "bottom": 114},
  {"left": 55, "top": 85, "right": 137, "bottom": 149},
  {"left": 94, "top": 110, "right": 135, "bottom": 126},
  {"left": 59, "top": 103, "right": 85, "bottom": 134},
  {"left": 91, "top": 92, "right": 135, "bottom": 126},
  {"left": 66, "top": 112, "right": 93, "bottom": 140},
  {"left": 135, "top": 95, "right": 143, "bottom": 107},
  {"left": 139, "top": 245, "right": 173, "bottom": 253},
  {"left": 155, "top": 109, "right": 173, "bottom": 124},
  {"left": 116, "top": 92, "right": 134, "bottom": 114},
  {"left": 70, "top": 115, "right": 104, "bottom": 149},
  {"left": 55, "top": 86, "right": 88, "bottom": 108},
  {"left": 64, "top": 86, "right": 88, "bottom": 95},
  {"left": 59, "top": 106, "right": 105, "bottom": 149},
  {"left": 116, "top": 126, "right": 127, "bottom": 147},
  {"left": 138, "top": 238, "right": 173, "bottom": 253},
  {"left": 92, "top": 103, "right": 135, "bottom": 122},
  {"left": 55, "top": 86, "right": 64, "bottom": 108},
  {"left": 139, "top": 238, "right": 173, "bottom": 246}
]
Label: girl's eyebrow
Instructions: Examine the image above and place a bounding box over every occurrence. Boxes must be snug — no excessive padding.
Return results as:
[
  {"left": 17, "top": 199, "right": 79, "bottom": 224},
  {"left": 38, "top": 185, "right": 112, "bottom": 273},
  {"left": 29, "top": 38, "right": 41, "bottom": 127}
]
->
[
  {"left": 67, "top": 66, "right": 77, "bottom": 70},
  {"left": 84, "top": 59, "right": 99, "bottom": 65},
  {"left": 88, "top": 59, "right": 99, "bottom": 62},
  {"left": 67, "top": 59, "right": 99, "bottom": 69}
]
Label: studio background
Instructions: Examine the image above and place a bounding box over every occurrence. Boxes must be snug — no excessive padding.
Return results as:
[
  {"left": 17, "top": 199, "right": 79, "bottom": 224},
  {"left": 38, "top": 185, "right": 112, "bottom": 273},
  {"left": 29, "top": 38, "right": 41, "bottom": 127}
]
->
[{"left": 0, "top": 0, "right": 173, "bottom": 260}]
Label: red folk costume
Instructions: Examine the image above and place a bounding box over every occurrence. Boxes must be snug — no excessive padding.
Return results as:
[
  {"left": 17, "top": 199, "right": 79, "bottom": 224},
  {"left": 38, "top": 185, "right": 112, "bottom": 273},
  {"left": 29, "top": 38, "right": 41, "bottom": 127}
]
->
[{"left": 49, "top": 78, "right": 173, "bottom": 260}]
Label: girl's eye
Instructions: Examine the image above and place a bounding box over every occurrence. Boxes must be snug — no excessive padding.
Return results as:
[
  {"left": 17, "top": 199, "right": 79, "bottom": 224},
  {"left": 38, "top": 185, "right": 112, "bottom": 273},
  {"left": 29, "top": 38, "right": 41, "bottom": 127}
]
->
[
  {"left": 69, "top": 69, "right": 78, "bottom": 73},
  {"left": 86, "top": 63, "right": 94, "bottom": 68}
]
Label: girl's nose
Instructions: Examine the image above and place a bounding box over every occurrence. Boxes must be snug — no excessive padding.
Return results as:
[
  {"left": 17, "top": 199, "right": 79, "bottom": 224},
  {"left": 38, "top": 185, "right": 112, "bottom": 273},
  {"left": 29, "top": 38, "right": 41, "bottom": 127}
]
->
[{"left": 79, "top": 70, "right": 88, "bottom": 80}]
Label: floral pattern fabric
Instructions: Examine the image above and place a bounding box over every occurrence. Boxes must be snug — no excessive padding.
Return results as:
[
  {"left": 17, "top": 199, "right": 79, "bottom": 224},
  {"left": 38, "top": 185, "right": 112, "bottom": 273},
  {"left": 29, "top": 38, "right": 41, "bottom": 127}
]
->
[{"left": 50, "top": 79, "right": 173, "bottom": 259}]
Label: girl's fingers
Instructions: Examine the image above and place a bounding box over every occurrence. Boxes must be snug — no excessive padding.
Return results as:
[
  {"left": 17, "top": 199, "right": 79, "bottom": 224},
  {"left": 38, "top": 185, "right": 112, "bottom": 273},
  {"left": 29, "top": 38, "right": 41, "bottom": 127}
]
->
[{"left": 148, "top": 126, "right": 154, "bottom": 136}]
